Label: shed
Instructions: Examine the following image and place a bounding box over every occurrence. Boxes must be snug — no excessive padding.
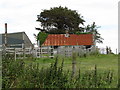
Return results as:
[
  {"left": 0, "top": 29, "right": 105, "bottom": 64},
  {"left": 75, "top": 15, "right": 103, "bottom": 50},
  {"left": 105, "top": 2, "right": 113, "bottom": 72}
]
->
[{"left": 0, "top": 32, "right": 33, "bottom": 48}]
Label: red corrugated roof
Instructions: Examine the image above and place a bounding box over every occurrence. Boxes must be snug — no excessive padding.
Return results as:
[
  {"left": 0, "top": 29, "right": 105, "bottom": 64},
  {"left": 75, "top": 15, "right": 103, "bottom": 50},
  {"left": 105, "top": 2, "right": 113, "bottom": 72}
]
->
[{"left": 42, "top": 34, "right": 93, "bottom": 46}]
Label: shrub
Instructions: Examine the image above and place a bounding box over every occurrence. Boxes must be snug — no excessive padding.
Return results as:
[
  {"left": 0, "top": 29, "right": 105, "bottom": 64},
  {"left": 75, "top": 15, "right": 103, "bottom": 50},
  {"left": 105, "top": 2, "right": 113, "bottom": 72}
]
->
[
  {"left": 2, "top": 55, "right": 116, "bottom": 88},
  {"left": 2, "top": 54, "right": 25, "bottom": 88}
]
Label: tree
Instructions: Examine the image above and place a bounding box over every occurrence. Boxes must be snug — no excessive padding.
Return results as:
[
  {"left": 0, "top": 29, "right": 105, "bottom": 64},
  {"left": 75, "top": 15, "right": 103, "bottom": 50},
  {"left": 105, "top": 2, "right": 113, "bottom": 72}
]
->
[
  {"left": 37, "top": 32, "right": 48, "bottom": 46},
  {"left": 84, "top": 22, "right": 104, "bottom": 43},
  {"left": 36, "top": 6, "right": 85, "bottom": 34}
]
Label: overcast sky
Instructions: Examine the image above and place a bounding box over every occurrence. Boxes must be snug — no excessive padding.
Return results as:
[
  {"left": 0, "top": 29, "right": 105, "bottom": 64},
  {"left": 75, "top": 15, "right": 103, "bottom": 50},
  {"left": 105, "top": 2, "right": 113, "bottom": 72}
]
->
[{"left": 0, "top": 0, "right": 118, "bottom": 53}]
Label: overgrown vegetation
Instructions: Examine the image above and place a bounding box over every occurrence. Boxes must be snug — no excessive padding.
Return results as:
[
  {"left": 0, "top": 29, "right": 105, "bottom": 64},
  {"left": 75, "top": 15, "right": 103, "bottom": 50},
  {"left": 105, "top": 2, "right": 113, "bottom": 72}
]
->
[
  {"left": 2, "top": 54, "right": 118, "bottom": 88},
  {"left": 37, "top": 32, "right": 48, "bottom": 46},
  {"left": 75, "top": 31, "right": 92, "bottom": 35}
]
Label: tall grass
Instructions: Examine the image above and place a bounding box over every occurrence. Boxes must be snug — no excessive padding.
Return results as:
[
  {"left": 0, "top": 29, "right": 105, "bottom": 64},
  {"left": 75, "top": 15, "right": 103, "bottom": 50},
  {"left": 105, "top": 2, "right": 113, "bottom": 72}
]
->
[{"left": 2, "top": 54, "right": 117, "bottom": 88}]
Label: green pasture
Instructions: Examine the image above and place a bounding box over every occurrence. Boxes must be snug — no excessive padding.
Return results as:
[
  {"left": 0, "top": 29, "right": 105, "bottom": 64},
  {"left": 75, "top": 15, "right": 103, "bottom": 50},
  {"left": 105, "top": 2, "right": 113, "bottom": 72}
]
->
[
  {"left": 24, "top": 54, "right": 118, "bottom": 87},
  {"left": 25, "top": 54, "right": 118, "bottom": 73}
]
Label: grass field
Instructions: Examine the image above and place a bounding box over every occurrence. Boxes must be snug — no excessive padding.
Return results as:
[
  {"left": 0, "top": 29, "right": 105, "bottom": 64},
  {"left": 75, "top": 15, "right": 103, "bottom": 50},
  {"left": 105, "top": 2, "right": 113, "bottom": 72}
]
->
[
  {"left": 26, "top": 54, "right": 118, "bottom": 72},
  {"left": 24, "top": 54, "right": 118, "bottom": 88}
]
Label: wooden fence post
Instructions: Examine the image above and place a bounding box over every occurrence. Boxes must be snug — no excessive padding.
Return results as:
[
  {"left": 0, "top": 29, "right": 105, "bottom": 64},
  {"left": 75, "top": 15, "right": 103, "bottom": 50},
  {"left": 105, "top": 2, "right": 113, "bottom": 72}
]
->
[
  {"left": 40, "top": 46, "right": 42, "bottom": 58},
  {"left": 23, "top": 48, "right": 25, "bottom": 59},
  {"left": 47, "top": 46, "right": 49, "bottom": 58},
  {"left": 116, "top": 49, "right": 117, "bottom": 54},
  {"left": 14, "top": 48, "right": 16, "bottom": 61},
  {"left": 57, "top": 47, "right": 59, "bottom": 55},
  {"left": 71, "top": 47, "right": 77, "bottom": 78}
]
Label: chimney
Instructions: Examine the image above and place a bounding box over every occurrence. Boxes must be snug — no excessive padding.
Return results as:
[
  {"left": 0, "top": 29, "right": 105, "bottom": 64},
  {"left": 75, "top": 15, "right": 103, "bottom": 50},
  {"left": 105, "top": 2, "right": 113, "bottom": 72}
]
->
[
  {"left": 5, "top": 23, "right": 7, "bottom": 47},
  {"left": 5, "top": 23, "right": 7, "bottom": 34},
  {"left": 65, "top": 30, "right": 70, "bottom": 37}
]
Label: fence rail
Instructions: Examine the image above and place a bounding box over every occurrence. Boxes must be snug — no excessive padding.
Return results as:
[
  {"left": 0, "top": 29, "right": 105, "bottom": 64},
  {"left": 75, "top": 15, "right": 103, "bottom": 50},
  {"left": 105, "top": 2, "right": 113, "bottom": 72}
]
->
[
  {"left": 2, "top": 45, "right": 101, "bottom": 60},
  {"left": 56, "top": 46, "right": 97, "bottom": 57},
  {"left": 2, "top": 47, "right": 54, "bottom": 60}
]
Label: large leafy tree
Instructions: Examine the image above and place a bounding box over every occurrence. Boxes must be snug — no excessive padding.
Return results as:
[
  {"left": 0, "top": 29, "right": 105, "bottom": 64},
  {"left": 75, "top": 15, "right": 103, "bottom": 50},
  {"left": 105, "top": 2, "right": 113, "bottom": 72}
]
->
[
  {"left": 36, "top": 6, "right": 85, "bottom": 34},
  {"left": 84, "top": 22, "right": 104, "bottom": 43}
]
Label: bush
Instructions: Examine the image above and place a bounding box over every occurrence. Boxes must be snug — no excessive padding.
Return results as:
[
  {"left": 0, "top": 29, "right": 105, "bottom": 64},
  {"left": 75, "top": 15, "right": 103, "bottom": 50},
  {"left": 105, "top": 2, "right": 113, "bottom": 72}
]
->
[
  {"left": 2, "top": 54, "right": 25, "bottom": 88},
  {"left": 2, "top": 55, "right": 116, "bottom": 88}
]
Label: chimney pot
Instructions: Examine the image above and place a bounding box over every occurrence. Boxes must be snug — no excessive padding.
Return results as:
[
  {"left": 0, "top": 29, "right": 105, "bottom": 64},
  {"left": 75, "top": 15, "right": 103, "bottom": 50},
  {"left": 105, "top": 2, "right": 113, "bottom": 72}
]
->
[
  {"left": 5, "top": 23, "right": 7, "bottom": 47},
  {"left": 5, "top": 23, "right": 7, "bottom": 33}
]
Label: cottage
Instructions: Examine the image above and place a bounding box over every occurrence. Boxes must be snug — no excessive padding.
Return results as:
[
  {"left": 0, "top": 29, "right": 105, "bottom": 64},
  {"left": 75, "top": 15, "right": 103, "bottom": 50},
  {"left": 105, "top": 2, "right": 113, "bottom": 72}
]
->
[{"left": 41, "top": 33, "right": 95, "bottom": 56}]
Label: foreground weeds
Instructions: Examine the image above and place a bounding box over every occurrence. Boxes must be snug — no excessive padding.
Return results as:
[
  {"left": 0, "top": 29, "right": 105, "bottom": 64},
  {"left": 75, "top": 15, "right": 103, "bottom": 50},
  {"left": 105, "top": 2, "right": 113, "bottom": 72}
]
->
[{"left": 2, "top": 54, "right": 117, "bottom": 88}]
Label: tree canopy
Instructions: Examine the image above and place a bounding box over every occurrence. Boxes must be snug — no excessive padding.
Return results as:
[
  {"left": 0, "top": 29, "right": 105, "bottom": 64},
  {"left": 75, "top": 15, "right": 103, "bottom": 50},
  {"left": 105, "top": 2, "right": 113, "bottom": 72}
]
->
[
  {"left": 84, "top": 22, "right": 104, "bottom": 43},
  {"left": 36, "top": 6, "right": 85, "bottom": 34}
]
